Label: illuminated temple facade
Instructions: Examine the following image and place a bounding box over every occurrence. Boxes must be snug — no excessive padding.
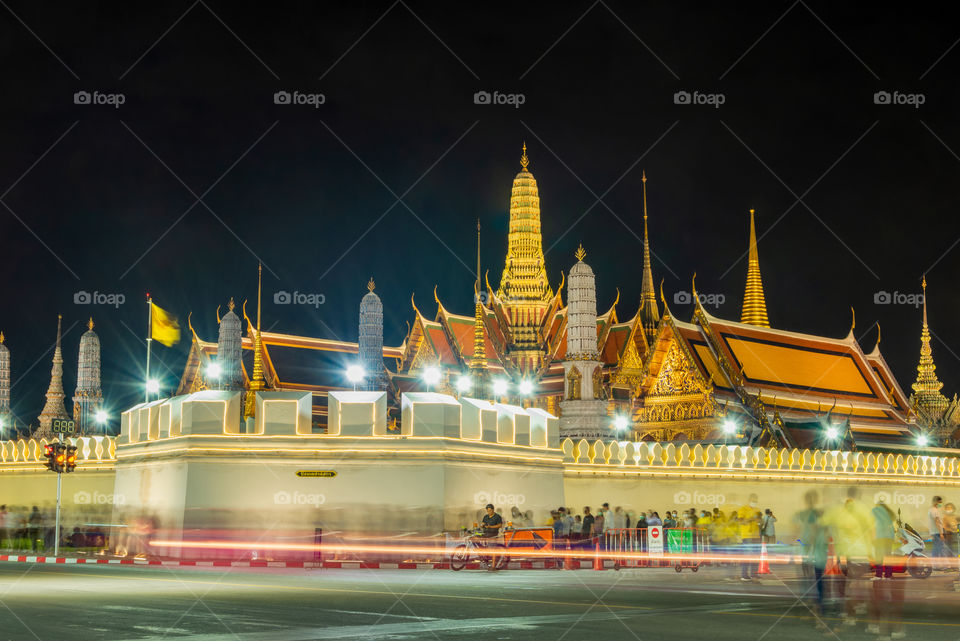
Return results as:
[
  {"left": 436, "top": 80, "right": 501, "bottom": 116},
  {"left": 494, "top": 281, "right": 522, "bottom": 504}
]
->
[{"left": 177, "top": 146, "right": 958, "bottom": 453}]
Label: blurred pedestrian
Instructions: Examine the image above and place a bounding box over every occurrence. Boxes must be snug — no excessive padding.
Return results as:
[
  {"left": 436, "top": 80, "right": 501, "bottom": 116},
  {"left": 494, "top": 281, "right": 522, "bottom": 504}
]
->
[
  {"left": 761, "top": 509, "right": 777, "bottom": 544},
  {"left": 942, "top": 502, "right": 958, "bottom": 559},
  {"left": 871, "top": 499, "right": 896, "bottom": 579},
  {"left": 27, "top": 506, "right": 42, "bottom": 552},
  {"left": 929, "top": 496, "right": 945, "bottom": 557},
  {"left": 737, "top": 493, "right": 761, "bottom": 581}
]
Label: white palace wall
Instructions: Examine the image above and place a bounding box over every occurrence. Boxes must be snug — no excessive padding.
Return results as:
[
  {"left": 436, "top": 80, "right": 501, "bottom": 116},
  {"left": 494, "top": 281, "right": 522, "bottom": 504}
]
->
[{"left": 2, "top": 391, "right": 960, "bottom": 556}]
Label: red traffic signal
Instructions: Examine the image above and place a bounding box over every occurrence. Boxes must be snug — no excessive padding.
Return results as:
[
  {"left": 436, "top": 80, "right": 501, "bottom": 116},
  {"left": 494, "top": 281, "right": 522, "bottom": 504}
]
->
[
  {"left": 43, "top": 443, "right": 57, "bottom": 472},
  {"left": 64, "top": 446, "right": 78, "bottom": 473}
]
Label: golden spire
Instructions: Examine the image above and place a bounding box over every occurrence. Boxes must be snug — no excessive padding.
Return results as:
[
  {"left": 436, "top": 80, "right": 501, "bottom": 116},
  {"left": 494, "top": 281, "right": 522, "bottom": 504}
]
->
[
  {"left": 472, "top": 220, "right": 487, "bottom": 374},
  {"left": 88, "top": 317, "right": 95, "bottom": 331},
  {"left": 575, "top": 244, "right": 586, "bottom": 262},
  {"left": 245, "top": 264, "right": 265, "bottom": 419},
  {"left": 912, "top": 275, "right": 948, "bottom": 420},
  {"left": 638, "top": 170, "right": 659, "bottom": 343},
  {"left": 520, "top": 142, "right": 529, "bottom": 171},
  {"left": 228, "top": 297, "right": 235, "bottom": 311},
  {"left": 1, "top": 331, "right": 6, "bottom": 344},
  {"left": 497, "top": 143, "right": 553, "bottom": 370},
  {"left": 740, "top": 209, "right": 770, "bottom": 327},
  {"left": 367, "top": 277, "right": 375, "bottom": 292}
]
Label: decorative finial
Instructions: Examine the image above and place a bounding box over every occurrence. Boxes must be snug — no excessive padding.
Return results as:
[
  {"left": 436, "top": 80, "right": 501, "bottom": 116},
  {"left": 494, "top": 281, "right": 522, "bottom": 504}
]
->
[
  {"left": 367, "top": 278, "right": 375, "bottom": 292},
  {"left": 228, "top": 297, "right": 235, "bottom": 311},
  {"left": 520, "top": 142, "right": 529, "bottom": 170},
  {"left": 876, "top": 324, "right": 881, "bottom": 346},
  {"left": 575, "top": 244, "right": 586, "bottom": 262},
  {"left": 850, "top": 306, "right": 855, "bottom": 331},
  {"left": 692, "top": 272, "right": 698, "bottom": 298},
  {"left": 88, "top": 317, "right": 94, "bottom": 331},
  {"left": 0, "top": 331, "right": 4, "bottom": 344}
]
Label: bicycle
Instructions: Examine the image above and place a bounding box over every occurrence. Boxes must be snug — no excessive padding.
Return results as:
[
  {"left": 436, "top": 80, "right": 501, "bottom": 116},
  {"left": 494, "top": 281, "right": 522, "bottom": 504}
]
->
[{"left": 450, "top": 528, "right": 508, "bottom": 571}]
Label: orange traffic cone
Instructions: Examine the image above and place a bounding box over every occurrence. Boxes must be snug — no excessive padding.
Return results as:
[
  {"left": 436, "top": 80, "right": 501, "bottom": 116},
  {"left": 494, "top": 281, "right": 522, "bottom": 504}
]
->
[
  {"left": 824, "top": 539, "right": 841, "bottom": 576},
  {"left": 593, "top": 540, "right": 604, "bottom": 571},
  {"left": 757, "top": 541, "right": 770, "bottom": 574}
]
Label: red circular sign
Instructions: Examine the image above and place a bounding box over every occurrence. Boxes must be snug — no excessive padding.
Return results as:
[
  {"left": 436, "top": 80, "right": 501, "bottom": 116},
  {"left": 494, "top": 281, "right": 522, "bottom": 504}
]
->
[{"left": 651, "top": 528, "right": 660, "bottom": 539}]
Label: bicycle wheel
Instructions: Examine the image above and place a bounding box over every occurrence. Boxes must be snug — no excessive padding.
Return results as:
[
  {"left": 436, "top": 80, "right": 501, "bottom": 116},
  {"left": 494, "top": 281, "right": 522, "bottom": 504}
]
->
[
  {"left": 450, "top": 544, "right": 469, "bottom": 571},
  {"left": 493, "top": 544, "right": 508, "bottom": 569}
]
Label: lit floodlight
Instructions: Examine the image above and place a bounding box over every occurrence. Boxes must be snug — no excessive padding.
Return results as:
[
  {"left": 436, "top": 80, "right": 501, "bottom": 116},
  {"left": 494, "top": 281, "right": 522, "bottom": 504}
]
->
[
  {"left": 722, "top": 419, "right": 737, "bottom": 435},
  {"left": 94, "top": 410, "right": 108, "bottom": 424},
  {"left": 206, "top": 362, "right": 222, "bottom": 379},
  {"left": 518, "top": 379, "right": 533, "bottom": 395},
  {"left": 826, "top": 426, "right": 839, "bottom": 440},
  {"left": 423, "top": 366, "right": 442, "bottom": 387},
  {"left": 345, "top": 365, "right": 365, "bottom": 384},
  {"left": 456, "top": 375, "right": 473, "bottom": 393},
  {"left": 492, "top": 378, "right": 509, "bottom": 396},
  {"left": 614, "top": 416, "right": 629, "bottom": 432},
  {"left": 917, "top": 434, "right": 930, "bottom": 447},
  {"left": 146, "top": 379, "right": 160, "bottom": 395}
]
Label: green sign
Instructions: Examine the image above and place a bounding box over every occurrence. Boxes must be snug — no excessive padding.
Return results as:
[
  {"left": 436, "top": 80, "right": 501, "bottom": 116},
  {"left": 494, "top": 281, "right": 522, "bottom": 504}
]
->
[
  {"left": 296, "top": 470, "right": 337, "bottom": 478},
  {"left": 51, "top": 419, "right": 76, "bottom": 434},
  {"left": 667, "top": 528, "right": 693, "bottom": 554}
]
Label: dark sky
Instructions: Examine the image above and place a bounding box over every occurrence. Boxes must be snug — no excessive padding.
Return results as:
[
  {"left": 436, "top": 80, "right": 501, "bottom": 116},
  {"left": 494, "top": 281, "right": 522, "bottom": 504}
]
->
[{"left": 2, "top": 1, "right": 959, "bottom": 433}]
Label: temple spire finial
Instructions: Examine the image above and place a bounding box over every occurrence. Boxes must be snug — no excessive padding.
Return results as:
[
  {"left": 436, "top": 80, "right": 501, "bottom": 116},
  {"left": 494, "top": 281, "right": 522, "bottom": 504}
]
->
[
  {"left": 367, "top": 277, "right": 375, "bottom": 293},
  {"left": 520, "top": 142, "right": 529, "bottom": 170},
  {"left": 912, "top": 274, "right": 948, "bottom": 425},
  {"left": 88, "top": 317, "right": 94, "bottom": 331},
  {"left": 228, "top": 297, "right": 235, "bottom": 311},
  {"left": 575, "top": 244, "right": 586, "bottom": 262},
  {"left": 740, "top": 208, "right": 770, "bottom": 327},
  {"left": 637, "top": 170, "right": 659, "bottom": 344},
  {"left": 245, "top": 263, "right": 266, "bottom": 418}
]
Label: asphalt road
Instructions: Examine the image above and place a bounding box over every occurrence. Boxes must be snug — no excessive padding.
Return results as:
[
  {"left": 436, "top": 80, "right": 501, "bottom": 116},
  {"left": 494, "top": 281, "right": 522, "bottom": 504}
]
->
[{"left": 1, "top": 563, "right": 958, "bottom": 640}]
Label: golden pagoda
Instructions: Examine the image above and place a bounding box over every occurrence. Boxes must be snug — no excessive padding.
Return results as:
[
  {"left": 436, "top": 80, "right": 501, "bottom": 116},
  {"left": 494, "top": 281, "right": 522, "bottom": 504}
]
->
[
  {"left": 910, "top": 277, "right": 958, "bottom": 441},
  {"left": 637, "top": 171, "right": 660, "bottom": 346},
  {"left": 740, "top": 209, "right": 770, "bottom": 327},
  {"left": 243, "top": 264, "right": 266, "bottom": 419}
]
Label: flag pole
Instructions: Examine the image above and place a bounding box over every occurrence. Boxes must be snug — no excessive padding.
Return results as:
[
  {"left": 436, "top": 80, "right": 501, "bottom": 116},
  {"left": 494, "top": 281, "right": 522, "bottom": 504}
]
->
[{"left": 145, "top": 294, "right": 152, "bottom": 402}]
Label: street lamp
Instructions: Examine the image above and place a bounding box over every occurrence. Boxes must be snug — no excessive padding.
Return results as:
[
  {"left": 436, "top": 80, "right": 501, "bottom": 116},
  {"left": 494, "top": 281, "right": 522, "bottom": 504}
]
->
[
  {"left": 95, "top": 410, "right": 108, "bottom": 425},
  {"left": 492, "top": 378, "right": 508, "bottom": 398},
  {"left": 345, "top": 365, "right": 365, "bottom": 391},
  {"left": 518, "top": 379, "right": 533, "bottom": 396},
  {"left": 456, "top": 375, "right": 472, "bottom": 394},
  {"left": 917, "top": 434, "right": 930, "bottom": 448},
  {"left": 825, "top": 426, "right": 839, "bottom": 441},
  {"left": 722, "top": 419, "right": 737, "bottom": 435},
  {"left": 146, "top": 379, "right": 160, "bottom": 397},
  {"left": 614, "top": 415, "right": 629, "bottom": 433},
  {"left": 423, "top": 366, "right": 442, "bottom": 388}
]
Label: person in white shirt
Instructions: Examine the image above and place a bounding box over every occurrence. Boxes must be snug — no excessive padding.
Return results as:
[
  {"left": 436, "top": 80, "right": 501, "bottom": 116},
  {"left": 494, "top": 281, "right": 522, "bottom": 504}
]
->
[{"left": 929, "top": 496, "right": 945, "bottom": 557}]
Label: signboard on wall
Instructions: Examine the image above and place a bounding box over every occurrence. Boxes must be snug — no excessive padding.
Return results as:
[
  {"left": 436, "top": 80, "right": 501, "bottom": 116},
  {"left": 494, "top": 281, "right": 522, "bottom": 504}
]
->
[{"left": 296, "top": 470, "right": 337, "bottom": 478}]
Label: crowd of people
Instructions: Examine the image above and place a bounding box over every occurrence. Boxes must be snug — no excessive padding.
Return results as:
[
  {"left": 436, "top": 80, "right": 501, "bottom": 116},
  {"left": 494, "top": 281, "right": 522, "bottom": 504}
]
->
[{"left": 0, "top": 504, "right": 107, "bottom": 552}]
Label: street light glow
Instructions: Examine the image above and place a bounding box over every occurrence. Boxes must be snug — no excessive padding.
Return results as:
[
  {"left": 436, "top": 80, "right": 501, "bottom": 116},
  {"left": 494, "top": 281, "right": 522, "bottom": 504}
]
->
[
  {"left": 918, "top": 434, "right": 930, "bottom": 447},
  {"left": 95, "top": 410, "right": 108, "bottom": 424},
  {"left": 423, "top": 366, "right": 442, "bottom": 386},
  {"left": 826, "top": 426, "right": 839, "bottom": 440},
  {"left": 614, "top": 416, "right": 629, "bottom": 432},
  {"left": 345, "top": 365, "right": 365, "bottom": 384},
  {"left": 206, "top": 362, "right": 222, "bottom": 379},
  {"left": 518, "top": 379, "right": 533, "bottom": 395},
  {"left": 492, "top": 378, "right": 508, "bottom": 396},
  {"left": 456, "top": 375, "right": 472, "bottom": 393},
  {"left": 722, "top": 420, "right": 737, "bottom": 435},
  {"left": 146, "top": 379, "right": 160, "bottom": 395}
]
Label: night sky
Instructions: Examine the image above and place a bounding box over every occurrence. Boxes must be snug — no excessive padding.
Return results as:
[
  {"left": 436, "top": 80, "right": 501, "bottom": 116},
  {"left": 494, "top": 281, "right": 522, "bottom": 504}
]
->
[{"left": 2, "top": 2, "right": 959, "bottom": 433}]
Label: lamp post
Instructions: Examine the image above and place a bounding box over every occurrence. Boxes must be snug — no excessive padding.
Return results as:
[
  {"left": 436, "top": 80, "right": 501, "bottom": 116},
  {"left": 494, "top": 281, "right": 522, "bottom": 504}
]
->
[
  {"left": 492, "top": 378, "right": 508, "bottom": 402},
  {"left": 455, "top": 375, "right": 472, "bottom": 398},
  {"left": 206, "top": 362, "right": 222, "bottom": 390},
  {"left": 345, "top": 365, "right": 365, "bottom": 392},
  {"left": 423, "top": 366, "right": 442, "bottom": 391},
  {"left": 146, "top": 379, "right": 160, "bottom": 400},
  {"left": 722, "top": 419, "right": 737, "bottom": 443},
  {"left": 95, "top": 410, "right": 108, "bottom": 434},
  {"left": 614, "top": 415, "right": 629, "bottom": 437}
]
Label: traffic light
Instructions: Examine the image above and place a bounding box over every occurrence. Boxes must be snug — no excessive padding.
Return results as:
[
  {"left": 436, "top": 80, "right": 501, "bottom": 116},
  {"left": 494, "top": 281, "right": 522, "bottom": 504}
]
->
[
  {"left": 64, "top": 445, "right": 78, "bottom": 473},
  {"left": 43, "top": 443, "right": 57, "bottom": 472},
  {"left": 55, "top": 445, "right": 66, "bottom": 473}
]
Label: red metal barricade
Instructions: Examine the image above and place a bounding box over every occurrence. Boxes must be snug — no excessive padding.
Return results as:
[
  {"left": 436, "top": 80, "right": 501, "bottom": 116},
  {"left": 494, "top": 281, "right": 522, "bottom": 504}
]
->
[{"left": 604, "top": 527, "right": 709, "bottom": 572}]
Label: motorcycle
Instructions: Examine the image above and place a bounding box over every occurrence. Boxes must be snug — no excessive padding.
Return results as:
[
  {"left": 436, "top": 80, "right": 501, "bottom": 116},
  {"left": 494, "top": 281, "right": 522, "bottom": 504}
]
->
[{"left": 891, "top": 510, "right": 932, "bottom": 579}]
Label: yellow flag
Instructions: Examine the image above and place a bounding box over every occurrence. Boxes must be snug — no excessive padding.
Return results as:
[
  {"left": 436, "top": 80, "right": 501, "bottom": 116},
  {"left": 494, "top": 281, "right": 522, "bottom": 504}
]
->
[{"left": 151, "top": 303, "right": 181, "bottom": 347}]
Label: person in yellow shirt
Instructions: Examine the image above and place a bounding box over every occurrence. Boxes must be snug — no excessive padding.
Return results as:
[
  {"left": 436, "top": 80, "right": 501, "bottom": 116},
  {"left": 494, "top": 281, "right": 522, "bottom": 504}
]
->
[
  {"left": 737, "top": 493, "right": 761, "bottom": 581},
  {"left": 822, "top": 488, "right": 874, "bottom": 626}
]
